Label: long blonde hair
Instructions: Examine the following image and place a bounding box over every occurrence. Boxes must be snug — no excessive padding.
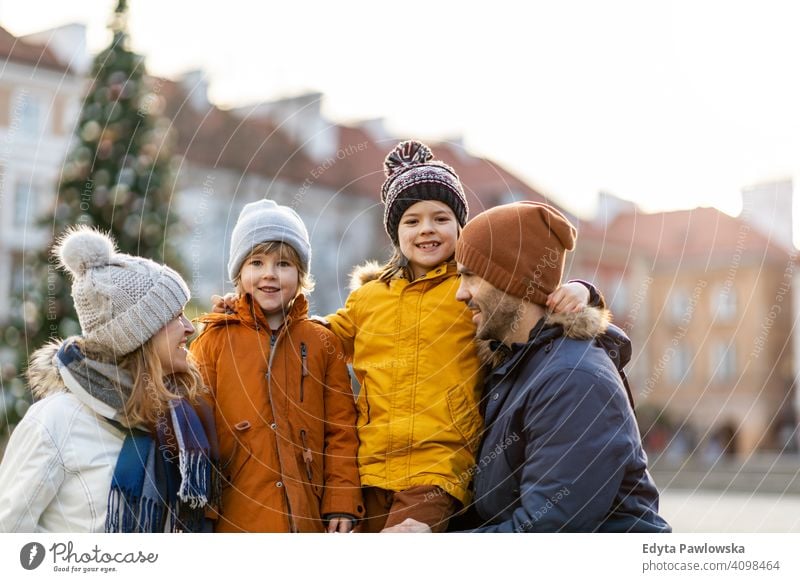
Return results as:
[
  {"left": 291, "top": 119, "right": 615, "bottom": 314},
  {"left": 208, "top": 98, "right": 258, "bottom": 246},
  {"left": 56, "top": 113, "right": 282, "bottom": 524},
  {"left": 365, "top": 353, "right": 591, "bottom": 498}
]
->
[{"left": 113, "top": 339, "right": 205, "bottom": 429}]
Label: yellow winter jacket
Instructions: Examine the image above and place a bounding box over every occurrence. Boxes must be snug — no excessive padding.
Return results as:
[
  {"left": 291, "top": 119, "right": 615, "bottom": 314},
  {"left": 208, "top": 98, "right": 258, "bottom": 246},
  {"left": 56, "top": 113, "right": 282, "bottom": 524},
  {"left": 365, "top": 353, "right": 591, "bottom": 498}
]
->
[{"left": 326, "top": 262, "right": 483, "bottom": 504}]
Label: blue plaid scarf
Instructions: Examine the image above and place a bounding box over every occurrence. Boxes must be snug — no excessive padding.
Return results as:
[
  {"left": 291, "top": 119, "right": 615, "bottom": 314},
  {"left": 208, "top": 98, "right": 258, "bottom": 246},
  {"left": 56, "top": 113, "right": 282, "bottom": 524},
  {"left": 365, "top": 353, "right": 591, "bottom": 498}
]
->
[{"left": 55, "top": 339, "right": 219, "bottom": 533}]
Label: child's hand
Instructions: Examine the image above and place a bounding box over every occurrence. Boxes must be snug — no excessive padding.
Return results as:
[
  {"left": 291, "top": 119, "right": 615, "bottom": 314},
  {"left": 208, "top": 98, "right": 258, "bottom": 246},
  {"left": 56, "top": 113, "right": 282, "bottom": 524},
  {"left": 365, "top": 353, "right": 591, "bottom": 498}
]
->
[
  {"left": 210, "top": 293, "right": 238, "bottom": 314},
  {"left": 546, "top": 282, "right": 589, "bottom": 314},
  {"left": 309, "top": 315, "right": 331, "bottom": 327},
  {"left": 327, "top": 517, "right": 355, "bottom": 533},
  {"left": 381, "top": 518, "right": 432, "bottom": 533}
]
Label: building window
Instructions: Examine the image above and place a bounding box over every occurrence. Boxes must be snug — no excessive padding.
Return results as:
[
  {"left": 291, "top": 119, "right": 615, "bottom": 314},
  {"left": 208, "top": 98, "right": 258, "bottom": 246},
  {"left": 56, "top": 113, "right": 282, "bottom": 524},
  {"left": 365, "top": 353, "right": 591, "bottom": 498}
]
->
[
  {"left": 609, "top": 277, "right": 628, "bottom": 315},
  {"left": 713, "top": 284, "right": 736, "bottom": 321},
  {"left": 14, "top": 181, "right": 35, "bottom": 226},
  {"left": 17, "top": 92, "right": 43, "bottom": 135},
  {"left": 711, "top": 342, "right": 737, "bottom": 383},
  {"left": 669, "top": 290, "right": 688, "bottom": 323},
  {"left": 669, "top": 345, "right": 691, "bottom": 384}
]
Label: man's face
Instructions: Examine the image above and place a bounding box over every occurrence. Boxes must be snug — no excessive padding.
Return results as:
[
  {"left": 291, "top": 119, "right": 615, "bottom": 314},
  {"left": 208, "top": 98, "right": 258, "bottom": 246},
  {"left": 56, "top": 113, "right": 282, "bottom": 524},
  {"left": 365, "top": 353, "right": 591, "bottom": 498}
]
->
[{"left": 456, "top": 263, "right": 521, "bottom": 342}]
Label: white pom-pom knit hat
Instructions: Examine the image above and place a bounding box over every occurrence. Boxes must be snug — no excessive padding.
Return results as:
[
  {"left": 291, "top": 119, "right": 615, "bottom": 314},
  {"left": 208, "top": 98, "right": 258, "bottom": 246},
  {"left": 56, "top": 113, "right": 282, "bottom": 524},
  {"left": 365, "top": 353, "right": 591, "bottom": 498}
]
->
[{"left": 55, "top": 226, "right": 190, "bottom": 356}]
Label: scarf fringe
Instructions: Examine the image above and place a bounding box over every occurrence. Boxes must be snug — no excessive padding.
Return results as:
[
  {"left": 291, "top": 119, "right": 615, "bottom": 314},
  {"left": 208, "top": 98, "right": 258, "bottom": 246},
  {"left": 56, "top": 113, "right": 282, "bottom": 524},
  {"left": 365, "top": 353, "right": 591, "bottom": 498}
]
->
[
  {"left": 106, "top": 488, "right": 122, "bottom": 532},
  {"left": 178, "top": 450, "right": 210, "bottom": 508},
  {"left": 171, "top": 401, "right": 212, "bottom": 509},
  {"left": 138, "top": 498, "right": 165, "bottom": 532},
  {"left": 107, "top": 487, "right": 161, "bottom": 533}
]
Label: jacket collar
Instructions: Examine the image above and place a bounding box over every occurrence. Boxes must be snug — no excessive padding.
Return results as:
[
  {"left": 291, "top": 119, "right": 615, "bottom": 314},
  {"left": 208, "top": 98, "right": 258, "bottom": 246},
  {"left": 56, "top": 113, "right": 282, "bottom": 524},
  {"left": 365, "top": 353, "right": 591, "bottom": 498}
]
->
[
  {"left": 487, "top": 305, "right": 617, "bottom": 378},
  {"left": 27, "top": 339, "right": 122, "bottom": 421},
  {"left": 197, "top": 292, "right": 309, "bottom": 333},
  {"left": 397, "top": 261, "right": 456, "bottom": 288},
  {"left": 415, "top": 261, "right": 455, "bottom": 282},
  {"left": 234, "top": 292, "right": 309, "bottom": 332}
]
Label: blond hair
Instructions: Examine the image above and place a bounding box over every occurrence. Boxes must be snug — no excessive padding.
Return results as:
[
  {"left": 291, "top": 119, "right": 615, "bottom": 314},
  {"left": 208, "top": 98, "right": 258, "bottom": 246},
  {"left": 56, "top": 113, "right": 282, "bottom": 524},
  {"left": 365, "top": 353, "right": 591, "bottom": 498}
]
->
[
  {"left": 112, "top": 340, "right": 205, "bottom": 429},
  {"left": 233, "top": 241, "right": 314, "bottom": 296}
]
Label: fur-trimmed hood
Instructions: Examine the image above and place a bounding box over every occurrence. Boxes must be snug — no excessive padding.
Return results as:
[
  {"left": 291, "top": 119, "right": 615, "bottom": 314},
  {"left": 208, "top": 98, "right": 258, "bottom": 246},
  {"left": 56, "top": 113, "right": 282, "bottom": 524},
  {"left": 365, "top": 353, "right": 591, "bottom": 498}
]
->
[
  {"left": 544, "top": 305, "right": 612, "bottom": 339},
  {"left": 348, "top": 260, "right": 383, "bottom": 292},
  {"left": 476, "top": 305, "right": 616, "bottom": 370},
  {"left": 26, "top": 340, "right": 68, "bottom": 400}
]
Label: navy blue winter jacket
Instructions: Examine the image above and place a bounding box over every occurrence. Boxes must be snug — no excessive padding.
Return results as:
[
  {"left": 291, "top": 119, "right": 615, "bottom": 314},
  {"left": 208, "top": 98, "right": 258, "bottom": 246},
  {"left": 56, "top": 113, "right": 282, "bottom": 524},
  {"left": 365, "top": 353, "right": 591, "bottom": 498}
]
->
[{"left": 470, "top": 307, "right": 671, "bottom": 533}]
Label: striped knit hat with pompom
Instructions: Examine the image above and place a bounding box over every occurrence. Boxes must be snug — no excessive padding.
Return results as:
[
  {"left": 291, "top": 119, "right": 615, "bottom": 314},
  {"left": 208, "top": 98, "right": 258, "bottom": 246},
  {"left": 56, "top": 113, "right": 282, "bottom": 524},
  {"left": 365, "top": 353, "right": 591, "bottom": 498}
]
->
[
  {"left": 381, "top": 140, "right": 468, "bottom": 244},
  {"left": 55, "top": 226, "right": 190, "bottom": 356}
]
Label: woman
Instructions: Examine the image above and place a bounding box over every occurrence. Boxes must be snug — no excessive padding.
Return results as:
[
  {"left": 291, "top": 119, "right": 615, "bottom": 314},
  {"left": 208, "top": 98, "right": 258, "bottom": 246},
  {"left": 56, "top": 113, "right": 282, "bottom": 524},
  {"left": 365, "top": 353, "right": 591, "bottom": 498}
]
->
[{"left": 0, "top": 226, "right": 217, "bottom": 532}]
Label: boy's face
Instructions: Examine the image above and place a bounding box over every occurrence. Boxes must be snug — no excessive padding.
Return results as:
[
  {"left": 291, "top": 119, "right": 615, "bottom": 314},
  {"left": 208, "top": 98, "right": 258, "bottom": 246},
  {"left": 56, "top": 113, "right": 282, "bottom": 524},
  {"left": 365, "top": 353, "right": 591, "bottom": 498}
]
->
[
  {"left": 397, "top": 200, "right": 459, "bottom": 279},
  {"left": 238, "top": 251, "right": 300, "bottom": 324}
]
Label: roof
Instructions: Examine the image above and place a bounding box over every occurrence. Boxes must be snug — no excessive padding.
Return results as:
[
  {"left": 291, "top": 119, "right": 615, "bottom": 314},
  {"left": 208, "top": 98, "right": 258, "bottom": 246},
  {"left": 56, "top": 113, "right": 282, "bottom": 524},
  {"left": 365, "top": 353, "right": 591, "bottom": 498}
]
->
[
  {"left": 600, "top": 206, "right": 791, "bottom": 264},
  {"left": 0, "top": 26, "right": 71, "bottom": 73},
  {"left": 158, "top": 81, "right": 559, "bottom": 215},
  {"left": 159, "top": 78, "right": 315, "bottom": 184}
]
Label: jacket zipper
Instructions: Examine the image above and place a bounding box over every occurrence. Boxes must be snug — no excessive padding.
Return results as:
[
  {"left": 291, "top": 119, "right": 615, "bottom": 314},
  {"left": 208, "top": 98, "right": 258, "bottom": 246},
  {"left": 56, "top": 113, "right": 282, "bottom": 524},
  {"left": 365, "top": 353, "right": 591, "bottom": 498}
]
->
[
  {"left": 265, "top": 326, "right": 296, "bottom": 532},
  {"left": 299, "top": 342, "right": 308, "bottom": 402},
  {"left": 300, "top": 429, "right": 313, "bottom": 481}
]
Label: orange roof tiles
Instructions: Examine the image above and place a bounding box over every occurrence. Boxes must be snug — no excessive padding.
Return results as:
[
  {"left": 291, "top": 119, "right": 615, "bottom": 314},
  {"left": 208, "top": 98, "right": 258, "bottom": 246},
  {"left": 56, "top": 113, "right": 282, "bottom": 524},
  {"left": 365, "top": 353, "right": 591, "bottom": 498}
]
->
[
  {"left": 0, "top": 26, "right": 71, "bottom": 73},
  {"left": 601, "top": 206, "right": 790, "bottom": 263},
  {"left": 158, "top": 79, "right": 559, "bottom": 216}
]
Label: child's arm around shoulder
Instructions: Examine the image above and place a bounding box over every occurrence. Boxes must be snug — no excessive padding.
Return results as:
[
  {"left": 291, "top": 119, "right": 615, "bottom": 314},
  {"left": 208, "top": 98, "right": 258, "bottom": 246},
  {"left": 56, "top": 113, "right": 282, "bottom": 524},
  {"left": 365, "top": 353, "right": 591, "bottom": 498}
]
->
[
  {"left": 546, "top": 280, "right": 605, "bottom": 314},
  {"left": 320, "top": 285, "right": 367, "bottom": 358}
]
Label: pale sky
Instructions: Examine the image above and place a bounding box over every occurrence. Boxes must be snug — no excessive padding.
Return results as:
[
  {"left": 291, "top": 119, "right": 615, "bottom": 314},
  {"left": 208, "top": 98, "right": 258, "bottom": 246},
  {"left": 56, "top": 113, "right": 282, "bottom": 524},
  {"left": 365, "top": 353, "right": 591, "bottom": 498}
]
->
[{"left": 3, "top": 0, "right": 800, "bottom": 240}]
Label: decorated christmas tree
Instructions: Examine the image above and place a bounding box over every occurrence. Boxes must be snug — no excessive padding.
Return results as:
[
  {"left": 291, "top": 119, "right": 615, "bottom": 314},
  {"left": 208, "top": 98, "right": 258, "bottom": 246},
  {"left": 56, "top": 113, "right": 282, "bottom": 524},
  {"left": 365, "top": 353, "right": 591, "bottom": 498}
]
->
[{"left": 1, "top": 0, "right": 182, "bottom": 435}]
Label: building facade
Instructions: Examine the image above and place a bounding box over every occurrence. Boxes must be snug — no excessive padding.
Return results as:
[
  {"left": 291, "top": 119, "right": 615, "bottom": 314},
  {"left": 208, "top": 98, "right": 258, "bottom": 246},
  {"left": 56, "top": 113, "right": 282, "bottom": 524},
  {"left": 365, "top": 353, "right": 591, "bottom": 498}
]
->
[
  {"left": 572, "top": 184, "right": 797, "bottom": 457},
  {"left": 0, "top": 25, "right": 84, "bottom": 333}
]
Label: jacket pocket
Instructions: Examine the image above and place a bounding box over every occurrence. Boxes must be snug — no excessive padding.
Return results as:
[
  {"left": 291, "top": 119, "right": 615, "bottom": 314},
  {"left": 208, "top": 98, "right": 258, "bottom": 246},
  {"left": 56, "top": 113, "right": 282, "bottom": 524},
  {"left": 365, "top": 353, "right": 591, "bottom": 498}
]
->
[
  {"left": 299, "top": 429, "right": 323, "bottom": 499},
  {"left": 446, "top": 383, "right": 484, "bottom": 455},
  {"left": 355, "top": 381, "right": 370, "bottom": 429},
  {"left": 221, "top": 420, "right": 253, "bottom": 488}
]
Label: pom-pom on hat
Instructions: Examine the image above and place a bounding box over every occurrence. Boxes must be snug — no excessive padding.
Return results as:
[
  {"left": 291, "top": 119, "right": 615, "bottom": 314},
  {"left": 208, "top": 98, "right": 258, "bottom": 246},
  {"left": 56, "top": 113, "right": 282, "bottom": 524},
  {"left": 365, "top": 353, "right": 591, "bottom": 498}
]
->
[
  {"left": 381, "top": 140, "right": 468, "bottom": 245},
  {"left": 227, "top": 199, "right": 311, "bottom": 281},
  {"left": 55, "top": 225, "right": 190, "bottom": 356},
  {"left": 455, "top": 201, "right": 577, "bottom": 304}
]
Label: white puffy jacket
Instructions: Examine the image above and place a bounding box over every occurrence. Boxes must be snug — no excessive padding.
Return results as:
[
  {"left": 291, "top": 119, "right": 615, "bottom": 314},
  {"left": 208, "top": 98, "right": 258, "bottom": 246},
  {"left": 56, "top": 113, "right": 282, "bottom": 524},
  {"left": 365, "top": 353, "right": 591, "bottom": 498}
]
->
[{"left": 0, "top": 344, "right": 124, "bottom": 532}]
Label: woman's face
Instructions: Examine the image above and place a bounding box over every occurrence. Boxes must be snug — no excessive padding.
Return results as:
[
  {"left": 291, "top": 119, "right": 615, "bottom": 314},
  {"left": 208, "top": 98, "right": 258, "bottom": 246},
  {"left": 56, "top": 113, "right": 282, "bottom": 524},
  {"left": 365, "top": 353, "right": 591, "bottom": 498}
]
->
[{"left": 152, "top": 312, "right": 195, "bottom": 375}]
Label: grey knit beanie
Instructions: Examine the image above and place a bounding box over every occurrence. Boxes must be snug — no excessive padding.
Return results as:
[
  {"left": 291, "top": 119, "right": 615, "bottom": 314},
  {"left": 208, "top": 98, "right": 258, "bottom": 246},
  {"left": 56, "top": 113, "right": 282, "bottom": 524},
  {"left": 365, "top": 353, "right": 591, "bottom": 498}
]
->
[
  {"left": 55, "top": 226, "right": 190, "bottom": 357},
  {"left": 227, "top": 199, "right": 311, "bottom": 281}
]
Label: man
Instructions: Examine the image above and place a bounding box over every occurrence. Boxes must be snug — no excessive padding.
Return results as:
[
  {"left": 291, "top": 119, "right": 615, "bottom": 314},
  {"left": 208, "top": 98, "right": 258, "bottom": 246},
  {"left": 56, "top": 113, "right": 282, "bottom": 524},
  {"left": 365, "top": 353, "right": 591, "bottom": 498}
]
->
[{"left": 386, "top": 201, "right": 670, "bottom": 532}]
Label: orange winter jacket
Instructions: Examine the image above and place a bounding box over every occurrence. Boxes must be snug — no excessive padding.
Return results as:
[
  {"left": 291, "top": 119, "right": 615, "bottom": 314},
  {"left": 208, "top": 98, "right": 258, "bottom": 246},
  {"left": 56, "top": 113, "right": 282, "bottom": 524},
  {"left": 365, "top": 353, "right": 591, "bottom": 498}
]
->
[{"left": 191, "top": 294, "right": 363, "bottom": 532}]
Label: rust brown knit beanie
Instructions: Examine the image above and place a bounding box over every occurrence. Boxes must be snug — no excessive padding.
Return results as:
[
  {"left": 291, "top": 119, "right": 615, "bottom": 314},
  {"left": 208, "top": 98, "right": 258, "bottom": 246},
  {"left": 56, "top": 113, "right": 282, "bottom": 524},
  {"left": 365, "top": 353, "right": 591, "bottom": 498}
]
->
[{"left": 455, "top": 201, "right": 577, "bottom": 304}]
